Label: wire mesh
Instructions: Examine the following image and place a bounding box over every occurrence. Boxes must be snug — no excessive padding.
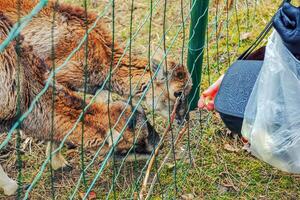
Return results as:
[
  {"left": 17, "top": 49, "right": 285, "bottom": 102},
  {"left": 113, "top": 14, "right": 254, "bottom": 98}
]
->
[{"left": 0, "top": 0, "right": 298, "bottom": 199}]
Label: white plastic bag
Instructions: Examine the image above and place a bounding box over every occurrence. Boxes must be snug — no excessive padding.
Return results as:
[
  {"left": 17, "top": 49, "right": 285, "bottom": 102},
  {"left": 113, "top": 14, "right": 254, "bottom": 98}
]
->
[{"left": 242, "top": 31, "right": 300, "bottom": 173}]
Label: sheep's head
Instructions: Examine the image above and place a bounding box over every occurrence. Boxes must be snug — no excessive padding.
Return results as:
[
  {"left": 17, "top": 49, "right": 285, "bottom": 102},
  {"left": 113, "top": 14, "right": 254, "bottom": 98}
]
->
[
  {"left": 106, "top": 101, "right": 160, "bottom": 160},
  {"left": 136, "top": 50, "right": 192, "bottom": 124}
]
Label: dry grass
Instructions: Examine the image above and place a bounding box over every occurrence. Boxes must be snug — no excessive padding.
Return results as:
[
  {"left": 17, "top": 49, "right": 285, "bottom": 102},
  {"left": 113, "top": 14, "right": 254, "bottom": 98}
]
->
[{"left": 1, "top": 0, "right": 300, "bottom": 199}]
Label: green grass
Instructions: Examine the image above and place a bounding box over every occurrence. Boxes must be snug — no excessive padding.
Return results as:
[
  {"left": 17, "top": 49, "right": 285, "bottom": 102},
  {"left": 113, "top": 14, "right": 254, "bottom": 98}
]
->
[{"left": 1, "top": 0, "right": 300, "bottom": 199}]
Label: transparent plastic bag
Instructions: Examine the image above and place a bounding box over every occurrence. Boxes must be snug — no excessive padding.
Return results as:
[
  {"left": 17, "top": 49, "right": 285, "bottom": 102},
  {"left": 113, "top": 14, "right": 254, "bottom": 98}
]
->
[{"left": 242, "top": 31, "right": 300, "bottom": 173}]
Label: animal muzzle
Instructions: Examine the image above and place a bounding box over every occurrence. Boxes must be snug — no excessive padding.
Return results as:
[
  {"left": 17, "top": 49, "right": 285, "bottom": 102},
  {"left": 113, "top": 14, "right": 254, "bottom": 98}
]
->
[
  {"left": 114, "top": 122, "right": 161, "bottom": 162},
  {"left": 146, "top": 121, "right": 161, "bottom": 150},
  {"left": 127, "top": 121, "right": 160, "bottom": 156},
  {"left": 175, "top": 94, "right": 189, "bottom": 125}
]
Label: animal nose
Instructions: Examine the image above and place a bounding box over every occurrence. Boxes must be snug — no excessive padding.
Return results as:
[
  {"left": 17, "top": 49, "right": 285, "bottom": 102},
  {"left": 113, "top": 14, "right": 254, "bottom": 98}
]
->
[
  {"left": 175, "top": 95, "right": 189, "bottom": 124},
  {"left": 147, "top": 122, "right": 160, "bottom": 148},
  {"left": 174, "top": 91, "right": 182, "bottom": 98}
]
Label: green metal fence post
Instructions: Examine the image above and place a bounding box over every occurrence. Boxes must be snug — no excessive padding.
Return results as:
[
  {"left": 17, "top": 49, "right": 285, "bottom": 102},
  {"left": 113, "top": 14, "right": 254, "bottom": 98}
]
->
[{"left": 187, "top": 0, "right": 209, "bottom": 110}]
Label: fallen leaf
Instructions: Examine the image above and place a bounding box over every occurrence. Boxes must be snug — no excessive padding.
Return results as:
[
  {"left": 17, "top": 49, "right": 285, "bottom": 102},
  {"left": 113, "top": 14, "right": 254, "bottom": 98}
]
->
[
  {"left": 166, "top": 162, "right": 175, "bottom": 170},
  {"left": 21, "top": 137, "right": 33, "bottom": 152},
  {"left": 241, "top": 32, "right": 252, "bottom": 40},
  {"left": 79, "top": 190, "right": 97, "bottom": 200},
  {"left": 225, "top": 129, "right": 233, "bottom": 136},
  {"left": 217, "top": 184, "right": 229, "bottom": 194},
  {"left": 133, "top": 192, "right": 138, "bottom": 200},
  {"left": 221, "top": 180, "right": 240, "bottom": 192},
  {"left": 181, "top": 193, "right": 195, "bottom": 200},
  {"left": 242, "top": 143, "right": 251, "bottom": 153},
  {"left": 224, "top": 144, "right": 239, "bottom": 152}
]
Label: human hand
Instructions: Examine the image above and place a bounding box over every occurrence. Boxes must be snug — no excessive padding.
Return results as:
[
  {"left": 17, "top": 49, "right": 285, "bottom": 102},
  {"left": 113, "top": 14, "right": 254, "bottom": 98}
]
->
[{"left": 198, "top": 75, "right": 224, "bottom": 111}]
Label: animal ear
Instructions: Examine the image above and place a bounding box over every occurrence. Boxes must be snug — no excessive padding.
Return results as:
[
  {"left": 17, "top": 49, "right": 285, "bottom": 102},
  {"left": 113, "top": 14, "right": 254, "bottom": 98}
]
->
[{"left": 151, "top": 47, "right": 166, "bottom": 80}]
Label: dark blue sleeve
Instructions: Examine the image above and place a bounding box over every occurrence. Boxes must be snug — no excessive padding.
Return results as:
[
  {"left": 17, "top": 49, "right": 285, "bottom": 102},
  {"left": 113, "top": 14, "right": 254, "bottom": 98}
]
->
[{"left": 273, "top": 2, "right": 300, "bottom": 57}]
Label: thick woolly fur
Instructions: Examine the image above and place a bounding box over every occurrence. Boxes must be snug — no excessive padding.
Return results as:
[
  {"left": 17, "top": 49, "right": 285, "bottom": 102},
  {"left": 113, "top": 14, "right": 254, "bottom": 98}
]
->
[
  {"left": 0, "top": 0, "right": 190, "bottom": 195},
  {"left": 0, "top": 15, "right": 155, "bottom": 150},
  {"left": 0, "top": 0, "right": 192, "bottom": 120},
  {"left": 0, "top": 12, "right": 159, "bottom": 195}
]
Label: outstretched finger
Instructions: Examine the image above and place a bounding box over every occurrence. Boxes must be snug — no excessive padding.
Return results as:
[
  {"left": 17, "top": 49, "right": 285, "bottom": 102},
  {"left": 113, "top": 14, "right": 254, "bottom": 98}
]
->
[
  {"left": 198, "top": 95, "right": 206, "bottom": 109},
  {"left": 202, "top": 75, "right": 224, "bottom": 96}
]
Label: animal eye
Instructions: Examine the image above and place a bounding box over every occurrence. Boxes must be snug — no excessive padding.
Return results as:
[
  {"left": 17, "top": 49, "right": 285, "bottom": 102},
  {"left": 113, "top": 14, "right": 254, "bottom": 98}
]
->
[
  {"left": 141, "top": 84, "right": 147, "bottom": 92},
  {"left": 94, "top": 70, "right": 99, "bottom": 75},
  {"left": 176, "top": 72, "right": 184, "bottom": 79},
  {"left": 136, "top": 83, "right": 148, "bottom": 95}
]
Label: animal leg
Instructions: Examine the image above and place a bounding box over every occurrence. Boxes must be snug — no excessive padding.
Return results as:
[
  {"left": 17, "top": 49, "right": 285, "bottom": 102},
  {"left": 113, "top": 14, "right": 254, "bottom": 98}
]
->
[
  {"left": 46, "top": 142, "right": 72, "bottom": 171},
  {"left": 0, "top": 165, "right": 18, "bottom": 196}
]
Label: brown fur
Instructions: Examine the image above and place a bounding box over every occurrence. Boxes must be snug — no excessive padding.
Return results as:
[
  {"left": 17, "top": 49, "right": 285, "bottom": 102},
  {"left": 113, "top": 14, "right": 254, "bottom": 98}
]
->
[
  {"left": 0, "top": 0, "right": 192, "bottom": 120},
  {"left": 0, "top": 12, "right": 160, "bottom": 195},
  {"left": 0, "top": 12, "right": 158, "bottom": 155}
]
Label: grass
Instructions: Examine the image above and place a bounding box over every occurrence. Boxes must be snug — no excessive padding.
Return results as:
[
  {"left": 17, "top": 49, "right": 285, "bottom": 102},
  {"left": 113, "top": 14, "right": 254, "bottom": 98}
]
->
[{"left": 1, "top": 0, "right": 300, "bottom": 199}]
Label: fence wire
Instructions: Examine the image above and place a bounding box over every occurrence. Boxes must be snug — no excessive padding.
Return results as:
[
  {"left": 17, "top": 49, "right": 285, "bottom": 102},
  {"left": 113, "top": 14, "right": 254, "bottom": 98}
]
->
[{"left": 0, "top": 0, "right": 287, "bottom": 199}]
